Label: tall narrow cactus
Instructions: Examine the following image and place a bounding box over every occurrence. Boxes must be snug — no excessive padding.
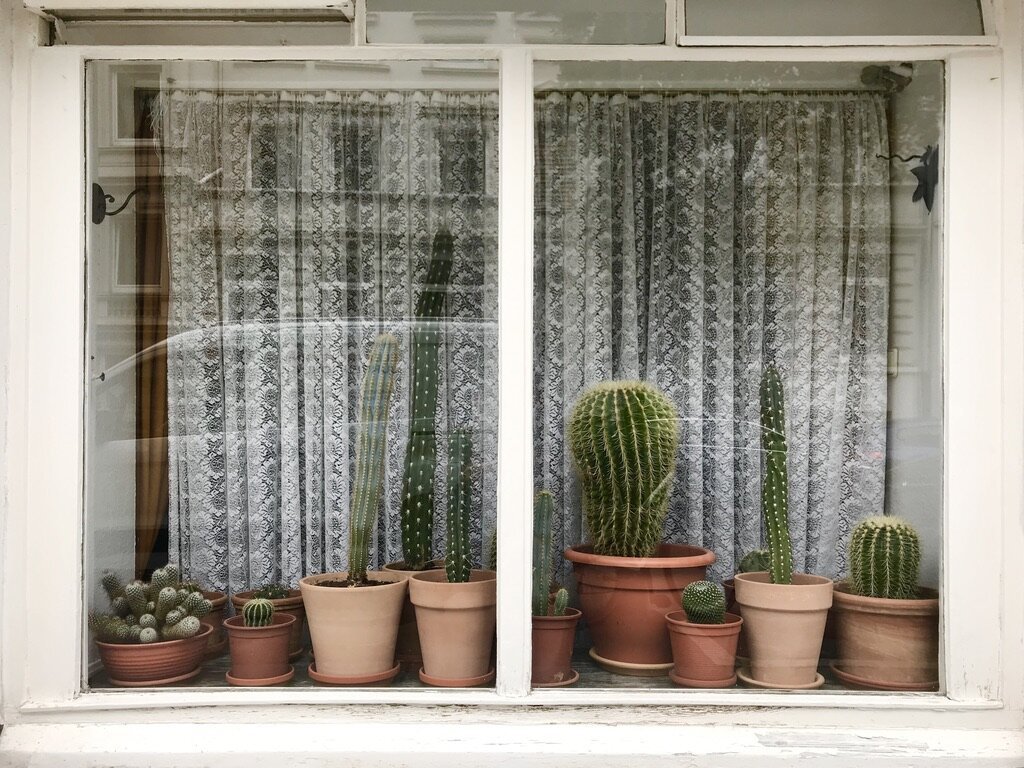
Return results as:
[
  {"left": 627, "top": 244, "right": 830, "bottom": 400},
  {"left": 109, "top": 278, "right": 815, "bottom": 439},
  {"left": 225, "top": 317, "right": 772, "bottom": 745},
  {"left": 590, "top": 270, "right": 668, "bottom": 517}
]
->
[
  {"left": 347, "top": 334, "right": 400, "bottom": 585},
  {"left": 567, "top": 381, "right": 679, "bottom": 558},
  {"left": 532, "top": 491, "right": 556, "bottom": 616},
  {"left": 400, "top": 228, "right": 455, "bottom": 571},
  {"left": 849, "top": 517, "right": 921, "bottom": 599},
  {"left": 445, "top": 430, "right": 473, "bottom": 584},
  {"left": 760, "top": 366, "right": 793, "bottom": 585}
]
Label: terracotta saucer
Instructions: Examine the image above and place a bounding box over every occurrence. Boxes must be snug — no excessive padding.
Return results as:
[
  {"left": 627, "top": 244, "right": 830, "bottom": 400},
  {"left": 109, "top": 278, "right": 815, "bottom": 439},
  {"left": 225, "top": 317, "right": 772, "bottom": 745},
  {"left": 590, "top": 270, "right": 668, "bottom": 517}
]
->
[
  {"left": 736, "top": 666, "right": 825, "bottom": 690},
  {"left": 204, "top": 636, "right": 228, "bottom": 659},
  {"left": 669, "top": 670, "right": 737, "bottom": 688},
  {"left": 418, "top": 667, "right": 495, "bottom": 687},
  {"left": 307, "top": 662, "right": 400, "bottom": 686},
  {"left": 830, "top": 663, "right": 938, "bottom": 692},
  {"left": 108, "top": 666, "right": 203, "bottom": 688},
  {"left": 588, "top": 648, "right": 672, "bottom": 677},
  {"left": 225, "top": 666, "right": 295, "bottom": 687},
  {"left": 533, "top": 669, "right": 580, "bottom": 688}
]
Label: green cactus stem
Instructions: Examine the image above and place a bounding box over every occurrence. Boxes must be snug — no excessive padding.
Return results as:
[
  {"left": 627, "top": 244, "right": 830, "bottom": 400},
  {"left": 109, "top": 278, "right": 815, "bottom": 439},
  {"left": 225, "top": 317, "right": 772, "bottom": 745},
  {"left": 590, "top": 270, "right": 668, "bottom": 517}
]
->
[
  {"left": 532, "top": 491, "right": 556, "bottom": 616},
  {"left": 682, "top": 581, "right": 726, "bottom": 624},
  {"left": 253, "top": 583, "right": 290, "bottom": 600},
  {"left": 486, "top": 527, "right": 498, "bottom": 572},
  {"left": 445, "top": 430, "right": 473, "bottom": 584},
  {"left": 567, "top": 381, "right": 679, "bottom": 558},
  {"left": 400, "top": 228, "right": 455, "bottom": 571},
  {"left": 242, "top": 598, "right": 275, "bottom": 627},
  {"left": 849, "top": 516, "right": 922, "bottom": 599},
  {"left": 552, "top": 587, "right": 569, "bottom": 617},
  {"left": 738, "top": 549, "right": 772, "bottom": 574},
  {"left": 760, "top": 366, "right": 793, "bottom": 585},
  {"left": 162, "top": 615, "right": 201, "bottom": 641}
]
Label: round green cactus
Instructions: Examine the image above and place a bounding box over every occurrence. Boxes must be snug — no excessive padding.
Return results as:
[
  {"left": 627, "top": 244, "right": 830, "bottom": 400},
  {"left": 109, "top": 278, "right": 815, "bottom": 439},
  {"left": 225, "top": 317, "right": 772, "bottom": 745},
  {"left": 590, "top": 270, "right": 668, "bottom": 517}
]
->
[
  {"left": 738, "top": 548, "right": 772, "bottom": 574},
  {"left": 568, "top": 381, "right": 679, "bottom": 558},
  {"left": 681, "top": 580, "right": 726, "bottom": 624},
  {"left": 242, "top": 598, "right": 275, "bottom": 628},
  {"left": 849, "top": 516, "right": 921, "bottom": 600}
]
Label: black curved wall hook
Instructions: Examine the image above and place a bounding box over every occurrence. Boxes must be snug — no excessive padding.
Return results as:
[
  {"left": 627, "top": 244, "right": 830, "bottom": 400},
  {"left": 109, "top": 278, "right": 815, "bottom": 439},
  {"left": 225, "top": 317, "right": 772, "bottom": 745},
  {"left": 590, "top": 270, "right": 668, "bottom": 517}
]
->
[{"left": 91, "top": 182, "right": 146, "bottom": 225}]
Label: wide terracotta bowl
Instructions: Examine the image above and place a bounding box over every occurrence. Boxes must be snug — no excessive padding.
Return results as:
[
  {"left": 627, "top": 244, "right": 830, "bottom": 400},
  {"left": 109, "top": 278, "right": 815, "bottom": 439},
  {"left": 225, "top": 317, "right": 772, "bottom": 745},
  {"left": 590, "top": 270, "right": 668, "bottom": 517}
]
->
[{"left": 96, "top": 623, "right": 212, "bottom": 687}]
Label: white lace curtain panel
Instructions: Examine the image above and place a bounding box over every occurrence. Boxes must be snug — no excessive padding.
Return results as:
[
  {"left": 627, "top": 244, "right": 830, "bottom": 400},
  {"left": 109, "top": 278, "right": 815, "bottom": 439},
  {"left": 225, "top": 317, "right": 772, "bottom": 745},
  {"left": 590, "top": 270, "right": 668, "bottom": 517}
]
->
[{"left": 163, "top": 88, "right": 890, "bottom": 593}]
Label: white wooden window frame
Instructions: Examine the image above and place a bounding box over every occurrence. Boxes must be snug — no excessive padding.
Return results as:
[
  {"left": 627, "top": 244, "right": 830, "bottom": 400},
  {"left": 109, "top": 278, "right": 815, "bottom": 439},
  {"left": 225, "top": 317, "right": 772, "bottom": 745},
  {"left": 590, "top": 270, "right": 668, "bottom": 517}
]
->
[{"left": 2, "top": 30, "right": 1022, "bottom": 764}]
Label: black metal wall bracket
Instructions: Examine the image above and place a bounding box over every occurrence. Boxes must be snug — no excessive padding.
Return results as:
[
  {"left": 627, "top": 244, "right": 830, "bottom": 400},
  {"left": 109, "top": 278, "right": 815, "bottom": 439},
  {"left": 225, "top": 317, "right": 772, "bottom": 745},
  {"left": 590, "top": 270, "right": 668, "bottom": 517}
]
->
[
  {"left": 877, "top": 145, "right": 939, "bottom": 213},
  {"left": 91, "top": 182, "right": 145, "bottom": 225}
]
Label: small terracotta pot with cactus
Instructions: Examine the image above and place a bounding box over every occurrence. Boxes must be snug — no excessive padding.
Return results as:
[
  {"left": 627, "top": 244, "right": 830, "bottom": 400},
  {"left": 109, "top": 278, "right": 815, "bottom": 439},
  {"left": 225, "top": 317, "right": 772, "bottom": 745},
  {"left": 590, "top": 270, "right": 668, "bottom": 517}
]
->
[
  {"left": 223, "top": 598, "right": 297, "bottom": 686},
  {"left": 832, "top": 517, "right": 938, "bottom": 691},
  {"left": 230, "top": 583, "right": 306, "bottom": 661},
  {"left": 666, "top": 581, "right": 742, "bottom": 688}
]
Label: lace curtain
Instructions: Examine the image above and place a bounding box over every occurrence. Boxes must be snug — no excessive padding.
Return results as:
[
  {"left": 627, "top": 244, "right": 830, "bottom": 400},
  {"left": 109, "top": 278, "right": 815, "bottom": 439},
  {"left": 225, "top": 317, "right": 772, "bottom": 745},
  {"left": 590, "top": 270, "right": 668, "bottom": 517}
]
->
[
  {"left": 162, "top": 89, "right": 499, "bottom": 594},
  {"left": 534, "top": 91, "right": 891, "bottom": 583}
]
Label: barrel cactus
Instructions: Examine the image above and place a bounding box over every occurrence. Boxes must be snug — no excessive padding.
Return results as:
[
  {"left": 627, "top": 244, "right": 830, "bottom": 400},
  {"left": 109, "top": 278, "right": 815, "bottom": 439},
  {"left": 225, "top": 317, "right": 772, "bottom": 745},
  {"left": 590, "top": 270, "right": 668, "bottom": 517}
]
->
[
  {"left": 738, "top": 548, "right": 772, "bottom": 574},
  {"left": 532, "top": 491, "right": 556, "bottom": 616},
  {"left": 89, "top": 566, "right": 212, "bottom": 644},
  {"left": 346, "top": 334, "right": 400, "bottom": 585},
  {"left": 849, "top": 517, "right": 921, "bottom": 600},
  {"left": 242, "top": 598, "right": 275, "bottom": 627},
  {"left": 760, "top": 366, "right": 793, "bottom": 585},
  {"left": 682, "top": 580, "right": 726, "bottom": 624},
  {"left": 567, "top": 381, "right": 679, "bottom": 558},
  {"left": 445, "top": 430, "right": 473, "bottom": 584}
]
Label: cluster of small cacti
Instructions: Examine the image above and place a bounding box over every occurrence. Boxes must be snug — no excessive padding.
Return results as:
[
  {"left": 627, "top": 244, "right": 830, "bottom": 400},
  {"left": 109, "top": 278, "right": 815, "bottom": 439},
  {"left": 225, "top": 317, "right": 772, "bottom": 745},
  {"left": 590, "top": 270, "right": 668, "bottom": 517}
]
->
[
  {"left": 347, "top": 333, "right": 400, "bottom": 585},
  {"left": 681, "top": 581, "right": 726, "bottom": 624},
  {"left": 738, "top": 549, "right": 772, "bottom": 574},
  {"left": 252, "top": 584, "right": 290, "bottom": 600},
  {"left": 568, "top": 381, "right": 680, "bottom": 558},
  {"left": 760, "top": 366, "right": 793, "bottom": 585},
  {"left": 242, "top": 598, "right": 275, "bottom": 627},
  {"left": 849, "top": 516, "right": 922, "bottom": 600},
  {"left": 532, "top": 491, "right": 556, "bottom": 616},
  {"left": 90, "top": 565, "right": 212, "bottom": 644},
  {"left": 445, "top": 430, "right": 473, "bottom": 584}
]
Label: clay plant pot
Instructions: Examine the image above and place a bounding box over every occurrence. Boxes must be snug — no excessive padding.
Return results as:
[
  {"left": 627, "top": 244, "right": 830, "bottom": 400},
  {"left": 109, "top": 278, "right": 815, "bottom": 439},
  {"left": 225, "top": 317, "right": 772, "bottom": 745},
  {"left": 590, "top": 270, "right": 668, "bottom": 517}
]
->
[
  {"left": 223, "top": 612, "right": 296, "bottom": 686},
  {"left": 665, "top": 611, "right": 742, "bottom": 688},
  {"left": 831, "top": 582, "right": 939, "bottom": 691},
  {"left": 96, "top": 623, "right": 212, "bottom": 687},
  {"left": 734, "top": 571, "right": 833, "bottom": 688},
  {"left": 200, "top": 591, "right": 228, "bottom": 658},
  {"left": 230, "top": 589, "right": 306, "bottom": 661},
  {"left": 722, "top": 578, "right": 748, "bottom": 660},
  {"left": 564, "top": 543, "right": 715, "bottom": 676},
  {"left": 382, "top": 559, "right": 444, "bottom": 671},
  {"left": 532, "top": 608, "right": 582, "bottom": 687},
  {"left": 408, "top": 569, "right": 496, "bottom": 687},
  {"left": 299, "top": 571, "right": 407, "bottom": 685}
]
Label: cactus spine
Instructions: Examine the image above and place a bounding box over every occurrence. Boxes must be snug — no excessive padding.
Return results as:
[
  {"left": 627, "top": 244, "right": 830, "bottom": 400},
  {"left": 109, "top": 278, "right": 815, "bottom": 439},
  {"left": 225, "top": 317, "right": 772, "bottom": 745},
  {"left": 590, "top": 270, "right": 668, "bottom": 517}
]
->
[
  {"left": 760, "top": 366, "right": 793, "bottom": 585},
  {"left": 532, "top": 491, "right": 556, "bottom": 616},
  {"left": 682, "top": 580, "right": 726, "bottom": 624},
  {"left": 242, "top": 598, "right": 275, "bottom": 627},
  {"left": 552, "top": 587, "right": 569, "bottom": 617},
  {"left": 567, "top": 381, "right": 679, "bottom": 558},
  {"left": 445, "top": 430, "right": 473, "bottom": 584},
  {"left": 347, "top": 334, "right": 400, "bottom": 585},
  {"left": 400, "top": 228, "right": 455, "bottom": 571},
  {"left": 849, "top": 516, "right": 921, "bottom": 599}
]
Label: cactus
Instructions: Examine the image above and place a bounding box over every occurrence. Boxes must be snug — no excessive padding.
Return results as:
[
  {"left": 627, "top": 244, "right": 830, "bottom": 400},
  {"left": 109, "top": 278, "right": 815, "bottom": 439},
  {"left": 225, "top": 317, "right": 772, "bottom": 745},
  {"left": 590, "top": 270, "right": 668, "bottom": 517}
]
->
[
  {"left": 253, "top": 583, "right": 290, "bottom": 600},
  {"left": 89, "top": 565, "right": 209, "bottom": 644},
  {"left": 738, "top": 549, "right": 772, "bottom": 574},
  {"left": 445, "top": 430, "right": 473, "bottom": 584},
  {"left": 242, "top": 598, "right": 275, "bottom": 627},
  {"left": 567, "top": 381, "right": 679, "bottom": 558},
  {"left": 532, "top": 491, "right": 556, "bottom": 616},
  {"left": 760, "top": 366, "right": 793, "bottom": 585},
  {"left": 400, "top": 227, "right": 455, "bottom": 571},
  {"left": 552, "top": 587, "right": 569, "bottom": 617},
  {"left": 101, "top": 572, "right": 123, "bottom": 601},
  {"left": 162, "top": 615, "right": 201, "bottom": 641},
  {"left": 682, "top": 581, "right": 726, "bottom": 624},
  {"left": 347, "top": 334, "right": 400, "bottom": 585},
  {"left": 486, "top": 527, "right": 498, "bottom": 572},
  {"left": 849, "top": 516, "right": 921, "bottom": 599}
]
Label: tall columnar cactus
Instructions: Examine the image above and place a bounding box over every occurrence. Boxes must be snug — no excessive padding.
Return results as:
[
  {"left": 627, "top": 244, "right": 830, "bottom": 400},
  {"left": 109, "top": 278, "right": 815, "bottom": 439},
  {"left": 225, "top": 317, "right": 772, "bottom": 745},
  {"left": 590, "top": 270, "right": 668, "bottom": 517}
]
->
[
  {"left": 242, "top": 598, "right": 275, "bottom": 627},
  {"left": 567, "top": 381, "right": 679, "bottom": 558},
  {"left": 445, "top": 430, "right": 473, "bottom": 584},
  {"left": 89, "top": 566, "right": 211, "bottom": 644},
  {"left": 400, "top": 228, "right": 455, "bottom": 571},
  {"left": 849, "top": 517, "right": 921, "bottom": 599},
  {"left": 760, "top": 366, "right": 793, "bottom": 585},
  {"left": 347, "top": 334, "right": 400, "bottom": 585},
  {"left": 532, "top": 491, "right": 556, "bottom": 617},
  {"left": 682, "top": 580, "right": 726, "bottom": 624}
]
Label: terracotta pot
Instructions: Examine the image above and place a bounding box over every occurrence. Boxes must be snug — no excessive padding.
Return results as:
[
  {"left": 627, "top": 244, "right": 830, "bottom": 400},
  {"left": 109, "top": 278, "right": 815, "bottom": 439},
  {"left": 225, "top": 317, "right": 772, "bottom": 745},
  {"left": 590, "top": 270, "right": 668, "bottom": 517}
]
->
[
  {"left": 564, "top": 543, "right": 715, "bottom": 675},
  {"left": 200, "top": 591, "right": 228, "bottom": 658},
  {"left": 224, "top": 613, "right": 296, "bottom": 686},
  {"left": 832, "top": 582, "right": 939, "bottom": 690},
  {"left": 382, "top": 560, "right": 444, "bottom": 670},
  {"left": 299, "top": 571, "right": 407, "bottom": 684},
  {"left": 665, "top": 610, "right": 742, "bottom": 688},
  {"left": 722, "top": 578, "right": 748, "bottom": 659},
  {"left": 532, "top": 608, "right": 582, "bottom": 687},
  {"left": 734, "top": 571, "right": 833, "bottom": 687},
  {"left": 408, "top": 569, "right": 496, "bottom": 686},
  {"left": 96, "top": 623, "right": 212, "bottom": 687},
  {"left": 230, "top": 589, "right": 306, "bottom": 660}
]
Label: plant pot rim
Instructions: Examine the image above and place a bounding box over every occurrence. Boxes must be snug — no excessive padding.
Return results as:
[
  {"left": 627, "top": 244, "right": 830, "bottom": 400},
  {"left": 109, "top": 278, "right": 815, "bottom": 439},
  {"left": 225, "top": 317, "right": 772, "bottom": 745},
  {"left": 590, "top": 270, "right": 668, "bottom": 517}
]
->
[
  {"left": 734, "top": 571, "right": 833, "bottom": 588},
  {"left": 94, "top": 621, "right": 213, "bottom": 650},
  {"left": 230, "top": 589, "right": 303, "bottom": 609},
  {"left": 382, "top": 559, "right": 444, "bottom": 573},
  {"left": 665, "top": 610, "right": 742, "bottom": 632},
  {"left": 409, "top": 568, "right": 496, "bottom": 584},
  {"left": 564, "top": 543, "right": 715, "bottom": 569},
  {"left": 299, "top": 571, "right": 406, "bottom": 593},
  {"left": 833, "top": 581, "right": 939, "bottom": 613},
  {"left": 223, "top": 612, "right": 297, "bottom": 633},
  {"left": 202, "top": 591, "right": 228, "bottom": 607}
]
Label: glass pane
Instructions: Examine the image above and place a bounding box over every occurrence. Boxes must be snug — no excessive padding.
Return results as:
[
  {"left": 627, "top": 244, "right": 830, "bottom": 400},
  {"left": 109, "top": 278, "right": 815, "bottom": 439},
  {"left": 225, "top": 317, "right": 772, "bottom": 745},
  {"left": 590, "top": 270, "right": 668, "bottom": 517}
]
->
[
  {"left": 367, "top": 0, "right": 665, "bottom": 45},
  {"left": 684, "top": 0, "right": 984, "bottom": 36},
  {"left": 532, "top": 61, "right": 944, "bottom": 692},
  {"left": 85, "top": 60, "right": 499, "bottom": 690}
]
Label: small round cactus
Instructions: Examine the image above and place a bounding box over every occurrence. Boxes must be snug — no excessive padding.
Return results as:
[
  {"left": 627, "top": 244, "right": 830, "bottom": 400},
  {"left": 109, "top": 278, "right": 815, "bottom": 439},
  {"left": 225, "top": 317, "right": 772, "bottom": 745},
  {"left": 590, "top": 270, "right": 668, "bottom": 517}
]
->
[
  {"left": 242, "top": 598, "right": 275, "bottom": 628},
  {"left": 738, "top": 549, "right": 772, "bottom": 574},
  {"left": 682, "top": 580, "right": 726, "bottom": 624},
  {"left": 849, "top": 516, "right": 921, "bottom": 600}
]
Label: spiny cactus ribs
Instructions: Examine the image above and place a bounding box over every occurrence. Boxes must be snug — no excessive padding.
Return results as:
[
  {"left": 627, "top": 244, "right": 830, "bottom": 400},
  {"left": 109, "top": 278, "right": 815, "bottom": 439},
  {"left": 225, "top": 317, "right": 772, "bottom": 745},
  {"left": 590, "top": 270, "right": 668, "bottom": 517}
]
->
[
  {"left": 532, "top": 491, "right": 556, "bottom": 616},
  {"left": 445, "top": 430, "right": 473, "bottom": 584},
  {"left": 849, "top": 516, "right": 921, "bottom": 600},
  {"left": 682, "top": 580, "right": 726, "bottom": 624},
  {"left": 242, "top": 598, "right": 275, "bottom": 627},
  {"left": 90, "top": 565, "right": 211, "bottom": 644},
  {"left": 552, "top": 587, "right": 570, "bottom": 617},
  {"left": 760, "top": 366, "right": 793, "bottom": 585},
  {"left": 568, "top": 381, "right": 679, "bottom": 558}
]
